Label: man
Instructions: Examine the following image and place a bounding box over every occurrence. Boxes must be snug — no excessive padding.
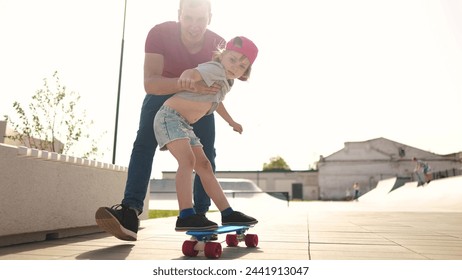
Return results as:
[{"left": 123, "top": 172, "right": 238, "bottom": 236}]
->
[{"left": 95, "top": 0, "right": 224, "bottom": 241}]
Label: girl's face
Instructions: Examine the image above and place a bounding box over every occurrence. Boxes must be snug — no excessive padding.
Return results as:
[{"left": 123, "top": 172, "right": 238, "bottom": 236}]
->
[{"left": 221, "top": 50, "right": 250, "bottom": 80}]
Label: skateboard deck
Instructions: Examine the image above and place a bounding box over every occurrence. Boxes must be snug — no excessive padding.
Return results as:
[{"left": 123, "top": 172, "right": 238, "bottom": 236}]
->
[{"left": 182, "top": 225, "right": 258, "bottom": 259}]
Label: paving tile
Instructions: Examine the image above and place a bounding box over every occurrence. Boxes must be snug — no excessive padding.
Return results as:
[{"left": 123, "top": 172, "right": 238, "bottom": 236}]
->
[{"left": 0, "top": 201, "right": 461, "bottom": 260}]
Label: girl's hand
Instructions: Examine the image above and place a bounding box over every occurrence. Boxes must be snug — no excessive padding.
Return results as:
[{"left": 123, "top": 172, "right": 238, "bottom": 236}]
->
[
  {"left": 230, "top": 121, "right": 243, "bottom": 134},
  {"left": 178, "top": 69, "right": 221, "bottom": 94}
]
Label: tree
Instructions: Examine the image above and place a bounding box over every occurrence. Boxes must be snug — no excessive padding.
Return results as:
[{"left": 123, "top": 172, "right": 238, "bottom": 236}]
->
[
  {"left": 262, "top": 156, "right": 291, "bottom": 171},
  {"left": 3, "top": 71, "right": 105, "bottom": 159}
]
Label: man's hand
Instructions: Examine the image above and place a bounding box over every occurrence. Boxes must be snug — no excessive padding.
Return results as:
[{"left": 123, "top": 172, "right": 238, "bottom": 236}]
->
[{"left": 193, "top": 80, "right": 221, "bottom": 94}]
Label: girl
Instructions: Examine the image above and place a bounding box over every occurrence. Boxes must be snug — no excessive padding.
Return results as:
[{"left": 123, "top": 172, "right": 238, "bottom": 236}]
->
[{"left": 154, "top": 36, "right": 259, "bottom": 231}]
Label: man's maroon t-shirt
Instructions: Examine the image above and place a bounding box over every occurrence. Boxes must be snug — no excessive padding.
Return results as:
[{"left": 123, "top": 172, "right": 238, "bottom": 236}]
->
[{"left": 145, "top": 21, "right": 225, "bottom": 78}]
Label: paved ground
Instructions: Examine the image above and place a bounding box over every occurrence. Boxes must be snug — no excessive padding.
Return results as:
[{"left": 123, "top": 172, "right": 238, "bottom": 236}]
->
[
  {"left": 1, "top": 177, "right": 461, "bottom": 280},
  {"left": 0, "top": 196, "right": 461, "bottom": 260}
]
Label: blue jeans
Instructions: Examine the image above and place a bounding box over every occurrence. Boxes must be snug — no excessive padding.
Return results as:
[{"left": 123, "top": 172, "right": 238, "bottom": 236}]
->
[
  {"left": 153, "top": 105, "right": 203, "bottom": 151},
  {"left": 122, "top": 94, "right": 215, "bottom": 214}
]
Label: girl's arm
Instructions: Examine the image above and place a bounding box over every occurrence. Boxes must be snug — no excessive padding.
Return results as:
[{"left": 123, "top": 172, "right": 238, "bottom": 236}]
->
[
  {"left": 216, "top": 103, "right": 243, "bottom": 134},
  {"left": 178, "top": 69, "right": 203, "bottom": 91},
  {"left": 177, "top": 68, "right": 221, "bottom": 94},
  {"left": 144, "top": 53, "right": 220, "bottom": 95}
]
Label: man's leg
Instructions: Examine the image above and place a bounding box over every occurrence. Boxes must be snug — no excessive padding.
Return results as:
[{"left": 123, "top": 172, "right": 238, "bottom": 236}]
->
[
  {"left": 191, "top": 113, "right": 215, "bottom": 215},
  {"left": 122, "top": 95, "right": 168, "bottom": 211},
  {"left": 95, "top": 94, "right": 170, "bottom": 241}
]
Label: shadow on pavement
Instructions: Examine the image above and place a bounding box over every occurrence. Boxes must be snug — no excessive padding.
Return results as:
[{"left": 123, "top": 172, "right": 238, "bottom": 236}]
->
[{"left": 76, "top": 244, "right": 135, "bottom": 260}]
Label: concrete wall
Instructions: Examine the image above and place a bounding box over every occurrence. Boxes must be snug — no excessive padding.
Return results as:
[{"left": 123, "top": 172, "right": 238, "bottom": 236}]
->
[
  {"left": 0, "top": 143, "right": 148, "bottom": 247},
  {"left": 0, "top": 121, "right": 5, "bottom": 144},
  {"left": 161, "top": 170, "right": 319, "bottom": 200}
]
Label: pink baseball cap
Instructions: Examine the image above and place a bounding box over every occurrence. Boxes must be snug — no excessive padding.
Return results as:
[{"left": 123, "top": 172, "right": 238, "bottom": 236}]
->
[{"left": 225, "top": 36, "right": 258, "bottom": 65}]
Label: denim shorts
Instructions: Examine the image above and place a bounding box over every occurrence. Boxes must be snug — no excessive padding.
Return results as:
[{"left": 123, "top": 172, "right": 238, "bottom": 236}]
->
[{"left": 153, "top": 105, "right": 203, "bottom": 151}]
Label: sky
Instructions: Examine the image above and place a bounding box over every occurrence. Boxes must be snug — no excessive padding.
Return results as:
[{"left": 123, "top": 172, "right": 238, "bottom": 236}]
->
[{"left": 1, "top": 0, "right": 461, "bottom": 178}]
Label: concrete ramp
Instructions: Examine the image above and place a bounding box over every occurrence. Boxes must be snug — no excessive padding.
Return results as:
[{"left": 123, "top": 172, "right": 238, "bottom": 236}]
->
[
  {"left": 149, "top": 191, "right": 288, "bottom": 211},
  {"left": 389, "top": 176, "right": 462, "bottom": 211},
  {"left": 359, "top": 177, "right": 397, "bottom": 202},
  {"left": 149, "top": 178, "right": 289, "bottom": 211},
  {"left": 362, "top": 175, "right": 462, "bottom": 212}
]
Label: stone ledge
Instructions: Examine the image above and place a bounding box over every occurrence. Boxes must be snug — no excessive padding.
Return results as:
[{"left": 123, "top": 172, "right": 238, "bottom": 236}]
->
[
  {"left": 0, "top": 226, "right": 103, "bottom": 247},
  {"left": 0, "top": 143, "right": 148, "bottom": 247},
  {"left": 16, "top": 145, "right": 127, "bottom": 172}
]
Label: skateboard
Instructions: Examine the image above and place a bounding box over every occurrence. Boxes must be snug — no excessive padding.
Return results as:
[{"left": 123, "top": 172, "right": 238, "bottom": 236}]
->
[{"left": 182, "top": 225, "right": 258, "bottom": 259}]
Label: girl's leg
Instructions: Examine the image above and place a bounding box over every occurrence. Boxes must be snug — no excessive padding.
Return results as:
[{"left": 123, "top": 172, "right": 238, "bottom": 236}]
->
[
  {"left": 192, "top": 146, "right": 258, "bottom": 226},
  {"left": 166, "top": 139, "right": 219, "bottom": 231},
  {"left": 191, "top": 146, "right": 230, "bottom": 211},
  {"left": 165, "top": 139, "right": 195, "bottom": 211},
  {"left": 192, "top": 113, "right": 215, "bottom": 215}
]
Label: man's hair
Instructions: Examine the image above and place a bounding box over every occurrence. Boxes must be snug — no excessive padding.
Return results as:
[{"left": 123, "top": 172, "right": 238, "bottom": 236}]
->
[{"left": 179, "top": 0, "right": 211, "bottom": 13}]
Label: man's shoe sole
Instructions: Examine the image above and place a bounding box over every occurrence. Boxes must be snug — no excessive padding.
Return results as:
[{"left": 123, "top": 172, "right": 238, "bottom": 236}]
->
[{"left": 95, "top": 207, "right": 137, "bottom": 241}]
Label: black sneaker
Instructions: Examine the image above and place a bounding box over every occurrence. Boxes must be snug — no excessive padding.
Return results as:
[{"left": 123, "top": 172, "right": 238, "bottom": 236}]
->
[
  {"left": 196, "top": 213, "right": 218, "bottom": 240},
  {"left": 175, "top": 214, "right": 218, "bottom": 232},
  {"left": 222, "top": 211, "right": 258, "bottom": 226},
  {"left": 95, "top": 204, "right": 139, "bottom": 241}
]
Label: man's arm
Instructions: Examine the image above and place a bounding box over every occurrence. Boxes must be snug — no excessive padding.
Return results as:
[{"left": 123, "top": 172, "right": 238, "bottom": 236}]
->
[
  {"left": 216, "top": 103, "right": 243, "bottom": 134},
  {"left": 144, "top": 53, "right": 221, "bottom": 95},
  {"left": 144, "top": 53, "right": 180, "bottom": 95}
]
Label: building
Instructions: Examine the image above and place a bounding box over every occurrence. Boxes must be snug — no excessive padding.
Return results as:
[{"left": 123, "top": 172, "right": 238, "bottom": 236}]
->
[
  {"left": 317, "top": 137, "right": 462, "bottom": 200},
  {"left": 160, "top": 170, "right": 319, "bottom": 200},
  {"left": 156, "top": 137, "right": 461, "bottom": 201}
]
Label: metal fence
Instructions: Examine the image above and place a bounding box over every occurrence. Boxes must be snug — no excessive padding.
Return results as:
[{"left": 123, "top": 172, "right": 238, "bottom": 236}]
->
[{"left": 431, "top": 168, "right": 462, "bottom": 180}]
